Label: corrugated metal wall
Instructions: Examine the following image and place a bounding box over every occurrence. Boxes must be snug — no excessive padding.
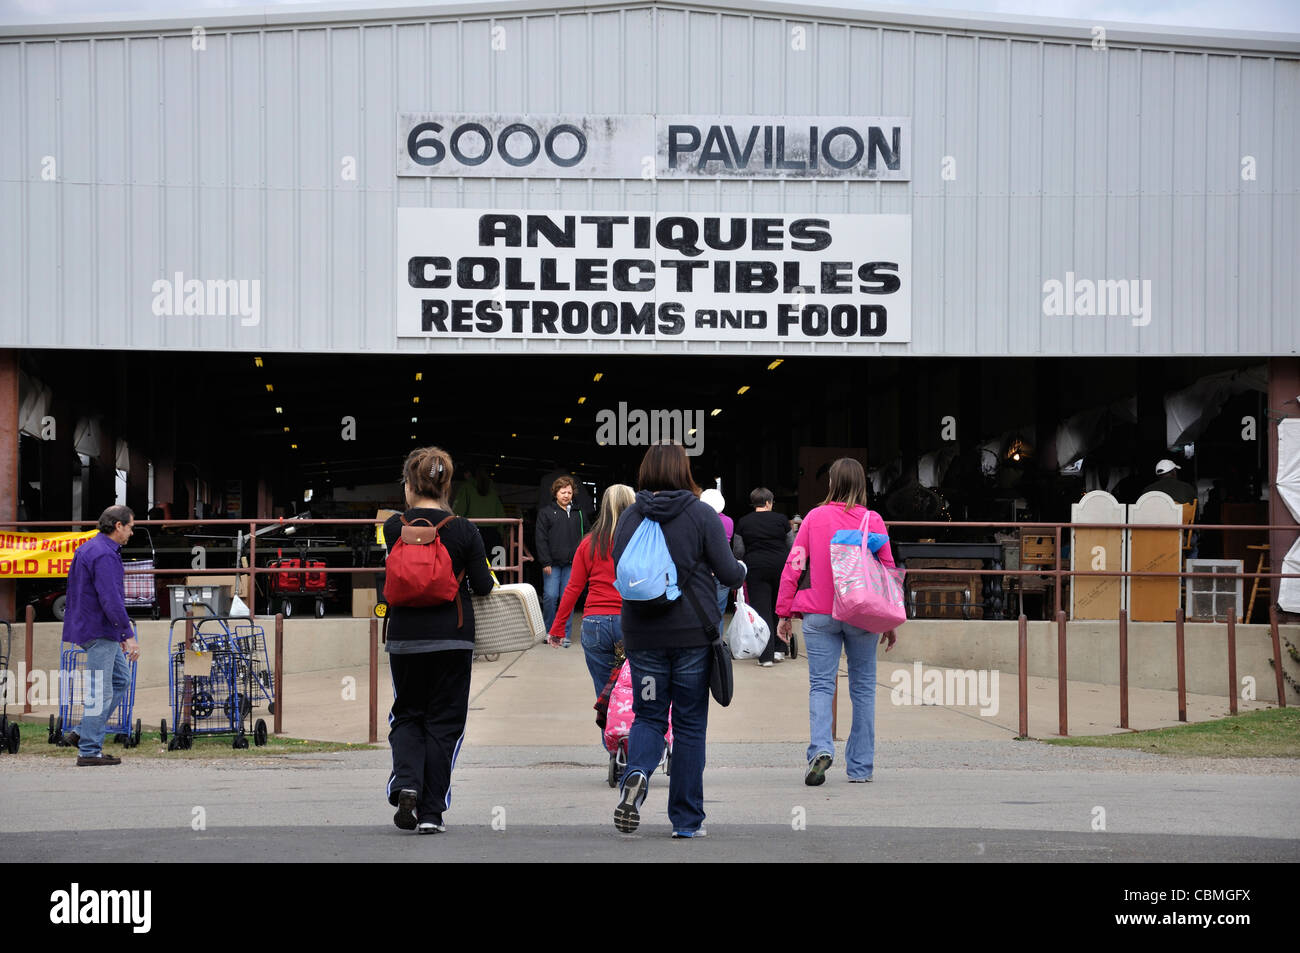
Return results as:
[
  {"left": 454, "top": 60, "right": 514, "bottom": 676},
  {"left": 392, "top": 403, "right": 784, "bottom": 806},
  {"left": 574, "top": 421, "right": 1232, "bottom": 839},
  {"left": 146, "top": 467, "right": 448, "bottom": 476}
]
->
[{"left": 1, "top": 2, "right": 1297, "bottom": 355}]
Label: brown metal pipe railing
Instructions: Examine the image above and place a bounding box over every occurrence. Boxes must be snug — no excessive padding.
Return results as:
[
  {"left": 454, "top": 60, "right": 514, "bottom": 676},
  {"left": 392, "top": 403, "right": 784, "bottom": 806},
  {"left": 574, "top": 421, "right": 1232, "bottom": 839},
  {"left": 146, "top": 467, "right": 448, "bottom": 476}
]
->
[
  {"left": 6, "top": 516, "right": 1295, "bottom": 743},
  {"left": 1227, "top": 613, "right": 1238, "bottom": 716},
  {"left": 1057, "top": 611, "right": 1068, "bottom": 736},
  {"left": 1118, "top": 609, "right": 1129, "bottom": 730},
  {"left": 1176, "top": 609, "right": 1187, "bottom": 722},
  {"left": 273, "top": 613, "right": 284, "bottom": 736},
  {"left": 368, "top": 617, "right": 379, "bottom": 745},
  {"left": 1017, "top": 614, "right": 1028, "bottom": 738},
  {"left": 23, "top": 604, "right": 33, "bottom": 715}
]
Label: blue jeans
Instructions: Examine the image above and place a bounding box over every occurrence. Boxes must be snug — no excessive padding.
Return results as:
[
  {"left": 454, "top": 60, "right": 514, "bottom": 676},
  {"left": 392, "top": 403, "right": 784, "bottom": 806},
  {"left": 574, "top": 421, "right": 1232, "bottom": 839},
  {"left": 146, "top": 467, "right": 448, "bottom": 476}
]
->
[
  {"left": 78, "top": 639, "right": 131, "bottom": 758},
  {"left": 714, "top": 579, "right": 730, "bottom": 638},
  {"left": 580, "top": 615, "right": 622, "bottom": 698},
  {"left": 624, "top": 646, "right": 710, "bottom": 834},
  {"left": 802, "top": 614, "right": 878, "bottom": 780},
  {"left": 541, "top": 565, "right": 573, "bottom": 639}
]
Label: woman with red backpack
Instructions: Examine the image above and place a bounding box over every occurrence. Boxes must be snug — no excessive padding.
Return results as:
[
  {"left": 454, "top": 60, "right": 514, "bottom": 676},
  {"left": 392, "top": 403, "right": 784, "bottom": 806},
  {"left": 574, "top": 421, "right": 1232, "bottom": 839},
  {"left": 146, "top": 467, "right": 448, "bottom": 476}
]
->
[{"left": 382, "top": 446, "right": 495, "bottom": 834}]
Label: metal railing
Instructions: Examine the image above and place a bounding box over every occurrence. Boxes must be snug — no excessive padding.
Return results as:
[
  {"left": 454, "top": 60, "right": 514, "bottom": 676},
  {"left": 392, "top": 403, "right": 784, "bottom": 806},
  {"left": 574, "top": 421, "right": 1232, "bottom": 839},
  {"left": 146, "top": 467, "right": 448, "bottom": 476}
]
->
[{"left": 5, "top": 516, "right": 1297, "bottom": 744}]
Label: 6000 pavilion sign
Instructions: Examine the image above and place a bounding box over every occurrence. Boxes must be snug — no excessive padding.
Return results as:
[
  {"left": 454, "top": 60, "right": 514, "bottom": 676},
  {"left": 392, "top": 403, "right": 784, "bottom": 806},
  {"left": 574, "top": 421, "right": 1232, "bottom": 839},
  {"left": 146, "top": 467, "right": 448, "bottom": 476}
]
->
[{"left": 397, "top": 208, "right": 911, "bottom": 344}]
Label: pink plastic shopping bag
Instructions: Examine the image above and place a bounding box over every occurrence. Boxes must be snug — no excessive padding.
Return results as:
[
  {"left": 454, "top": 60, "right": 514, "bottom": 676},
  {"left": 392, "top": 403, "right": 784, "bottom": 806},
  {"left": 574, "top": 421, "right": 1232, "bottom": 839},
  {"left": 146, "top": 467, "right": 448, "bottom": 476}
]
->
[{"left": 829, "top": 512, "right": 906, "bottom": 633}]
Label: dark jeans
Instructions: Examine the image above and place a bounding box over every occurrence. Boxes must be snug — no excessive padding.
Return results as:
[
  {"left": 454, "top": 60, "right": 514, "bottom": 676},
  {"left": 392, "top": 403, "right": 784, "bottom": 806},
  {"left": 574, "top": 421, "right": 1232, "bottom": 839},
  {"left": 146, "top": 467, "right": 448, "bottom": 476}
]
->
[
  {"left": 746, "top": 569, "right": 781, "bottom": 662},
  {"left": 625, "top": 645, "right": 711, "bottom": 834},
  {"left": 387, "top": 649, "right": 473, "bottom": 823}
]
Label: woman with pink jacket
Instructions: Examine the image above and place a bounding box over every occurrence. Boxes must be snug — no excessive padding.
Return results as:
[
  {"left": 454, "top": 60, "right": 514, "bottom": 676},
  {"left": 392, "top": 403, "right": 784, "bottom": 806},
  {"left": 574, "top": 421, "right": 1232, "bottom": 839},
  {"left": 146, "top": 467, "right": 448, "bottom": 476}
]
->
[{"left": 775, "top": 458, "right": 897, "bottom": 786}]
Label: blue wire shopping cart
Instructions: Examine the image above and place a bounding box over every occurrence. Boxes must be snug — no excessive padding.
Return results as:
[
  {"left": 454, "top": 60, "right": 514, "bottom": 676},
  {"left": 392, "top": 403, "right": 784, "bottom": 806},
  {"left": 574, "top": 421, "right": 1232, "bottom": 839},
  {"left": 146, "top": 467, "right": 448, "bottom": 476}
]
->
[{"left": 48, "top": 623, "right": 142, "bottom": 749}]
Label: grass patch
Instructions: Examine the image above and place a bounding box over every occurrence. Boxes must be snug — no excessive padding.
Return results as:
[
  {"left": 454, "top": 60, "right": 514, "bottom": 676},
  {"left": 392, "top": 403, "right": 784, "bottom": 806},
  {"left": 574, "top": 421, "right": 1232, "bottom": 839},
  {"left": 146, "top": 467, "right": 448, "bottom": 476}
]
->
[
  {"left": 1040, "top": 708, "right": 1300, "bottom": 758},
  {"left": 8, "top": 721, "right": 374, "bottom": 759}
]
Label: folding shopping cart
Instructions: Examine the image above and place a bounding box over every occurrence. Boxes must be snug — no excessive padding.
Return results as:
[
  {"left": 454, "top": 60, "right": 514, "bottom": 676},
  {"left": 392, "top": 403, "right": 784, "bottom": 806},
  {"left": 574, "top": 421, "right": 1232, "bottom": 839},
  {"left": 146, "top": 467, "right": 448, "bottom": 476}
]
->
[
  {"left": 48, "top": 624, "right": 143, "bottom": 749},
  {"left": 0, "top": 621, "right": 20, "bottom": 755},
  {"left": 165, "top": 615, "right": 268, "bottom": 750},
  {"left": 123, "top": 526, "right": 161, "bottom": 619}
]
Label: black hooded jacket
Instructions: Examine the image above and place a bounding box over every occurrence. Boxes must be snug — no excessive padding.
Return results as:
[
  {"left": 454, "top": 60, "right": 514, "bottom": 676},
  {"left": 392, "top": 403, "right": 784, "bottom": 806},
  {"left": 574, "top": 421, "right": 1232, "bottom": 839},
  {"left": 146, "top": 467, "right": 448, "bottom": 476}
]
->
[{"left": 611, "top": 489, "right": 748, "bottom": 652}]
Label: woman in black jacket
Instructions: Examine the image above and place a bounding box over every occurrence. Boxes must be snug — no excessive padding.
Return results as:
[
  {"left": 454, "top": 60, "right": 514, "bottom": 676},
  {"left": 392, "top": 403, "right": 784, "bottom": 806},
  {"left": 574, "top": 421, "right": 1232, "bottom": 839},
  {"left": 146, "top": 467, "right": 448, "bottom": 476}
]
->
[
  {"left": 734, "top": 487, "right": 792, "bottom": 666},
  {"left": 383, "top": 446, "right": 495, "bottom": 834},
  {"left": 609, "top": 443, "right": 747, "bottom": 838}
]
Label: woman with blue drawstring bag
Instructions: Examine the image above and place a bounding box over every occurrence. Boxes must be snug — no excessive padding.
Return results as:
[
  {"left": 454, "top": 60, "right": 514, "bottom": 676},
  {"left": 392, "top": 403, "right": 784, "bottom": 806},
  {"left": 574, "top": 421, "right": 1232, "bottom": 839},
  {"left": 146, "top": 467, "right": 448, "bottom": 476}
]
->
[{"left": 608, "top": 443, "right": 747, "bottom": 839}]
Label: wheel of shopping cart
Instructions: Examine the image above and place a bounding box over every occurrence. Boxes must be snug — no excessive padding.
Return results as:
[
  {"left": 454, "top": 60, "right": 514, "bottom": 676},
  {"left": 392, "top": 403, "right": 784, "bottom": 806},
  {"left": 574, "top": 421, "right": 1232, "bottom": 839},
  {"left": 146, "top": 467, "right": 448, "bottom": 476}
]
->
[
  {"left": 314, "top": 598, "right": 325, "bottom": 618},
  {"left": 159, "top": 718, "right": 168, "bottom": 744},
  {"left": 51, "top": 714, "right": 63, "bottom": 746},
  {"left": 222, "top": 696, "right": 252, "bottom": 721},
  {"left": 7, "top": 720, "right": 18, "bottom": 754},
  {"left": 254, "top": 719, "right": 267, "bottom": 747},
  {"left": 665, "top": 748, "right": 672, "bottom": 777},
  {"left": 232, "top": 732, "right": 248, "bottom": 750},
  {"left": 47, "top": 713, "right": 55, "bottom": 744},
  {"left": 607, "top": 751, "right": 618, "bottom": 788},
  {"left": 280, "top": 599, "right": 294, "bottom": 619},
  {"left": 180, "top": 722, "right": 193, "bottom": 750},
  {"left": 131, "top": 718, "right": 142, "bottom": 748},
  {"left": 788, "top": 630, "right": 798, "bottom": 660},
  {"left": 192, "top": 691, "right": 215, "bottom": 719}
]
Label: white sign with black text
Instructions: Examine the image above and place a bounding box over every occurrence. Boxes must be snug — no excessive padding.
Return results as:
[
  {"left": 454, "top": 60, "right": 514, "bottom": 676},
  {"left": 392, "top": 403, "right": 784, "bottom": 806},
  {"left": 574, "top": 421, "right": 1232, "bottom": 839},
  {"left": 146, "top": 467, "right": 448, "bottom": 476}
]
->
[{"left": 397, "top": 208, "right": 911, "bottom": 344}]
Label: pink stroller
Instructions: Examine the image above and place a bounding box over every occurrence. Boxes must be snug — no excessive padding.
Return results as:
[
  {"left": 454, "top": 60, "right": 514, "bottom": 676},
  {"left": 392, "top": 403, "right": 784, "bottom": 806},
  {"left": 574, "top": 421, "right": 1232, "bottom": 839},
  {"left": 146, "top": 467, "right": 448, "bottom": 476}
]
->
[{"left": 595, "top": 659, "right": 672, "bottom": 788}]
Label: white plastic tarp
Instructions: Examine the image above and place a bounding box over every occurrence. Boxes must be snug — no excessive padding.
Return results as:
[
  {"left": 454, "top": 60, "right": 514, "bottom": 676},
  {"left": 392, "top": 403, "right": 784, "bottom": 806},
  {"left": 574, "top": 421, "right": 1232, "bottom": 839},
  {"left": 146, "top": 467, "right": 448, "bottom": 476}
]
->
[
  {"left": 1278, "top": 419, "right": 1300, "bottom": 523},
  {"left": 1280, "top": 539, "right": 1300, "bottom": 613},
  {"left": 1164, "top": 365, "right": 1268, "bottom": 448}
]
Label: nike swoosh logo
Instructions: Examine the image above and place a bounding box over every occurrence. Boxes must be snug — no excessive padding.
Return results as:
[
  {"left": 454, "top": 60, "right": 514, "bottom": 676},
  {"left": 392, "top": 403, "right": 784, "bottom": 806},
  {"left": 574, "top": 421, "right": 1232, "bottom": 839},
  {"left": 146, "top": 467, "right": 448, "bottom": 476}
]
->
[{"left": 630, "top": 577, "right": 648, "bottom": 587}]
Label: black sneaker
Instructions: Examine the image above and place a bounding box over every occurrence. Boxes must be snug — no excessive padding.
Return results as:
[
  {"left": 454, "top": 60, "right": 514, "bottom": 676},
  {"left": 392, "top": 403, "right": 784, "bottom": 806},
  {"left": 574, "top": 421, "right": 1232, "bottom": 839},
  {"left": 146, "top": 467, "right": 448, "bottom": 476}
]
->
[
  {"left": 76, "top": 754, "right": 121, "bottom": 766},
  {"left": 805, "top": 753, "right": 833, "bottom": 786},
  {"left": 65, "top": 731, "right": 81, "bottom": 749},
  {"left": 394, "top": 789, "right": 418, "bottom": 831},
  {"left": 614, "top": 772, "right": 647, "bottom": 833}
]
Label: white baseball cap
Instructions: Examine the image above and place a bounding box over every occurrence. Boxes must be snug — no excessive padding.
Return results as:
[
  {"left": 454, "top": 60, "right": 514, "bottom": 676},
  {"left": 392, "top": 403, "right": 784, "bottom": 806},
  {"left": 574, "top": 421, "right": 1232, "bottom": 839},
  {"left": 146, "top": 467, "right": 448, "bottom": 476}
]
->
[
  {"left": 1154, "top": 459, "right": 1181, "bottom": 475},
  {"left": 700, "top": 488, "right": 726, "bottom": 513}
]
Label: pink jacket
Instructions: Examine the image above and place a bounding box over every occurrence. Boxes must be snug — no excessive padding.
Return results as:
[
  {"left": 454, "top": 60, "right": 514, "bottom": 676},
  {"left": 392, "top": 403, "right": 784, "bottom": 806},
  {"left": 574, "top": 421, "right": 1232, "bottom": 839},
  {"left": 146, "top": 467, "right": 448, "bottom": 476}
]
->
[{"left": 775, "top": 504, "right": 895, "bottom": 618}]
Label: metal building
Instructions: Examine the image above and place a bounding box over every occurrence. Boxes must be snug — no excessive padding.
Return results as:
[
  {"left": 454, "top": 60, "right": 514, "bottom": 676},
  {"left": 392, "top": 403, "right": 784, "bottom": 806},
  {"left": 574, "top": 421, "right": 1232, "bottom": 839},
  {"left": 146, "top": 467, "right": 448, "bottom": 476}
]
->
[{"left": 1, "top": 0, "right": 1298, "bottom": 618}]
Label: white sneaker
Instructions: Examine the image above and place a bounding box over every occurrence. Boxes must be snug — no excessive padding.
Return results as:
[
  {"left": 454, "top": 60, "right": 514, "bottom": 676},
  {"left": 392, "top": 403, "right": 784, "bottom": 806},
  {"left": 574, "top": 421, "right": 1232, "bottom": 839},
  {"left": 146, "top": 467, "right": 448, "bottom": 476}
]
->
[
  {"left": 774, "top": 652, "right": 785, "bottom": 662},
  {"left": 759, "top": 660, "right": 774, "bottom": 668}
]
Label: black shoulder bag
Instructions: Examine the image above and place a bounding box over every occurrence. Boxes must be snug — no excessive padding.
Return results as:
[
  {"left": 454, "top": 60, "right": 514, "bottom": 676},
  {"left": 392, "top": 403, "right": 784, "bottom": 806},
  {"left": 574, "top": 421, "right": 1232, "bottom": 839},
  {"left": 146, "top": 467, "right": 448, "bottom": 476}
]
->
[{"left": 679, "top": 562, "right": 735, "bottom": 707}]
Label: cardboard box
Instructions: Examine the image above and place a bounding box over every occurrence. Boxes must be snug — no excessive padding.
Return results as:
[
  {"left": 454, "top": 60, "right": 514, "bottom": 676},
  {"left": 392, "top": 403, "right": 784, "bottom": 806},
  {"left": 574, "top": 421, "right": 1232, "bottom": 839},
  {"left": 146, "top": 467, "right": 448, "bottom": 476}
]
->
[
  {"left": 375, "top": 509, "right": 400, "bottom": 544},
  {"left": 352, "top": 587, "right": 378, "bottom": 618},
  {"left": 187, "top": 573, "right": 249, "bottom": 599}
]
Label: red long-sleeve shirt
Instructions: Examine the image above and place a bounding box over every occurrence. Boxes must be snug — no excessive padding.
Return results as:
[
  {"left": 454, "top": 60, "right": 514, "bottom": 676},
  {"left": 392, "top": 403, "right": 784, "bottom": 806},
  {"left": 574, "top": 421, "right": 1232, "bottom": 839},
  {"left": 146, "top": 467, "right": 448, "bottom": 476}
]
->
[{"left": 549, "top": 535, "right": 622, "bottom": 637}]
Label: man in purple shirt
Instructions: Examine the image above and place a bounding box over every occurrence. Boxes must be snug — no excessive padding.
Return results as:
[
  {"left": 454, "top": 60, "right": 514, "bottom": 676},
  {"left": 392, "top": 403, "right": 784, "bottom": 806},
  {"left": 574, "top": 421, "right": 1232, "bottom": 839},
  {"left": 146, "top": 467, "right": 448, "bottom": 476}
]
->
[{"left": 64, "top": 505, "right": 141, "bottom": 766}]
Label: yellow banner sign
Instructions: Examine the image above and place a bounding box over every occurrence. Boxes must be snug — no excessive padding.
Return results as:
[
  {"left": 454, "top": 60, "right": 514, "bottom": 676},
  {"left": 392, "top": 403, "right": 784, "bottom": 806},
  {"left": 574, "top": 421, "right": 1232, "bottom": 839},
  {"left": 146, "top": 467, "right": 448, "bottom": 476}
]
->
[{"left": 0, "top": 530, "right": 97, "bottom": 577}]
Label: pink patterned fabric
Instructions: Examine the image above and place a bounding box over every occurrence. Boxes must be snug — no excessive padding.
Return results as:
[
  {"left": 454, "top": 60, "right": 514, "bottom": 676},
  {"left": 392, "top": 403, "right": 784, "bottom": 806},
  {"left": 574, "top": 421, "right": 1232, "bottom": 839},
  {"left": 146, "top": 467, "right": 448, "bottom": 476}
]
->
[{"left": 603, "top": 660, "right": 673, "bottom": 753}]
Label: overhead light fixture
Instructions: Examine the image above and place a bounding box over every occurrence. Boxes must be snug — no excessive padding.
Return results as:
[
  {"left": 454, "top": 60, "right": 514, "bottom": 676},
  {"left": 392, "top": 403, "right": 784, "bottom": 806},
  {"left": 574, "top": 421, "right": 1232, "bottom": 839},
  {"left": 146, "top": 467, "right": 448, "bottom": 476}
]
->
[
  {"left": 553, "top": 435, "right": 559, "bottom": 441},
  {"left": 737, "top": 385, "right": 750, "bottom": 395},
  {"left": 283, "top": 426, "right": 290, "bottom": 433},
  {"left": 688, "top": 429, "right": 697, "bottom": 436},
  {"left": 265, "top": 383, "right": 274, "bottom": 392},
  {"left": 290, "top": 443, "right": 298, "bottom": 450},
  {"left": 767, "top": 359, "right": 783, "bottom": 370},
  {"left": 511, "top": 433, "right": 517, "bottom": 438},
  {"left": 710, "top": 408, "right": 722, "bottom": 416},
  {"left": 303, "top": 489, "right": 313, "bottom": 502},
  {"left": 578, "top": 396, "right": 586, "bottom": 404},
  {"left": 415, "top": 372, "right": 423, "bottom": 381},
  {"left": 411, "top": 416, "right": 418, "bottom": 423},
  {"left": 564, "top": 417, "right": 572, "bottom": 424},
  {"left": 412, "top": 396, "right": 419, "bottom": 404},
  {"left": 254, "top": 356, "right": 263, "bottom": 368},
  {"left": 275, "top": 406, "right": 283, "bottom": 414},
  {"left": 593, "top": 372, "right": 603, "bottom": 382}
]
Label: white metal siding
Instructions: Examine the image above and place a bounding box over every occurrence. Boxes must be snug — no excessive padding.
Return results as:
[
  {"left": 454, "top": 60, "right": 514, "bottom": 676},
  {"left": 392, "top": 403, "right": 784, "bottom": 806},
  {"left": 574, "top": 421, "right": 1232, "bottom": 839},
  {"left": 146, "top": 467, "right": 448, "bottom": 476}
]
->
[{"left": 0, "top": 1, "right": 1297, "bottom": 356}]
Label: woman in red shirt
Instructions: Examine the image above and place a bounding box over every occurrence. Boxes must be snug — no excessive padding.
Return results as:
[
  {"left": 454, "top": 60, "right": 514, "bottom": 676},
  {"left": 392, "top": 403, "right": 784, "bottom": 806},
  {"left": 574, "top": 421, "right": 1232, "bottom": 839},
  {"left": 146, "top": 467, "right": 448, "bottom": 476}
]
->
[{"left": 549, "top": 484, "right": 636, "bottom": 696}]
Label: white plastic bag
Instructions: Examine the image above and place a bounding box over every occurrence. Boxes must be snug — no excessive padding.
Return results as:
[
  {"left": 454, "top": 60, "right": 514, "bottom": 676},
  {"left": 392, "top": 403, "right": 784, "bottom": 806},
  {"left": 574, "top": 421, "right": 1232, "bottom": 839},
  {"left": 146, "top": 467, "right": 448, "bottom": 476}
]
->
[
  {"left": 229, "top": 594, "right": 251, "bottom": 618},
  {"left": 726, "top": 589, "right": 770, "bottom": 660}
]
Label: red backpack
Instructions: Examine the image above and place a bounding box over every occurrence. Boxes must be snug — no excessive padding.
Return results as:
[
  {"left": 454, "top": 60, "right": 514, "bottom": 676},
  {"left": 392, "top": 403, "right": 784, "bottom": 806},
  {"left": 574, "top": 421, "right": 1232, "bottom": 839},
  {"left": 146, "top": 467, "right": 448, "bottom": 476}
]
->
[{"left": 383, "top": 515, "right": 466, "bottom": 624}]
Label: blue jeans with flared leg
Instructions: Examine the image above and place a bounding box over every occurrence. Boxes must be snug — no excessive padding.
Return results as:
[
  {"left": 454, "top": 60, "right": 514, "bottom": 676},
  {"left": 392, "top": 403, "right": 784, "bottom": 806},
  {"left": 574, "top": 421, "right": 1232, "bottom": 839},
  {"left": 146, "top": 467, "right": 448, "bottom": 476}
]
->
[{"left": 801, "top": 613, "right": 878, "bottom": 780}]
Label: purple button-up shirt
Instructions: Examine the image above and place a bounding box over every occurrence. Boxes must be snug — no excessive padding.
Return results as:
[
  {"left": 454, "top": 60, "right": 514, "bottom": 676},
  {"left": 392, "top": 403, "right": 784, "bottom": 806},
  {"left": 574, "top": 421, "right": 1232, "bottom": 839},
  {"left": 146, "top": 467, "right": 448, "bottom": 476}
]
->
[{"left": 63, "top": 532, "right": 133, "bottom": 645}]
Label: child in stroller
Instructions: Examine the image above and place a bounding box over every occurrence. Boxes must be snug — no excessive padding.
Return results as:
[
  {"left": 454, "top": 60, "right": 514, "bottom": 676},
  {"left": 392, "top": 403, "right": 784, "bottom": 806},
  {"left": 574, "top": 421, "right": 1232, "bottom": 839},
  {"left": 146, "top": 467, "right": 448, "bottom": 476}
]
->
[{"left": 594, "top": 649, "right": 672, "bottom": 788}]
